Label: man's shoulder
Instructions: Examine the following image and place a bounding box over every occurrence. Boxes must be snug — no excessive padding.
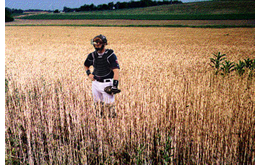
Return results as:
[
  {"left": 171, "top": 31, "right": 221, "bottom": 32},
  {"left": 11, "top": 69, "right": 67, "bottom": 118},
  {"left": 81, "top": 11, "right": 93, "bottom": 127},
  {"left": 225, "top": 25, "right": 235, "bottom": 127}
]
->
[
  {"left": 88, "top": 51, "right": 97, "bottom": 57},
  {"left": 105, "top": 49, "right": 114, "bottom": 55},
  {"left": 90, "top": 51, "right": 97, "bottom": 55}
]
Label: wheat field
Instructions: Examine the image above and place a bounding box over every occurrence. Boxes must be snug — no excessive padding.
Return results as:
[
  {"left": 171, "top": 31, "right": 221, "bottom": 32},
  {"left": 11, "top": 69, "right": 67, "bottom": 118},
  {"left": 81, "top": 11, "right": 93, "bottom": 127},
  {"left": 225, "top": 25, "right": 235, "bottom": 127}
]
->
[{"left": 5, "top": 26, "right": 254, "bottom": 164}]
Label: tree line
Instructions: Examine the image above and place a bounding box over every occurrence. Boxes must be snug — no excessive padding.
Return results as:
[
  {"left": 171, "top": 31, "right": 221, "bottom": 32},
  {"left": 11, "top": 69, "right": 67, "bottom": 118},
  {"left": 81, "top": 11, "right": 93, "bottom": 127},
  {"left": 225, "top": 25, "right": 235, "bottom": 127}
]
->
[
  {"left": 5, "top": 8, "right": 15, "bottom": 22},
  {"left": 64, "top": 0, "right": 182, "bottom": 12},
  {"left": 5, "top": 0, "right": 183, "bottom": 22}
]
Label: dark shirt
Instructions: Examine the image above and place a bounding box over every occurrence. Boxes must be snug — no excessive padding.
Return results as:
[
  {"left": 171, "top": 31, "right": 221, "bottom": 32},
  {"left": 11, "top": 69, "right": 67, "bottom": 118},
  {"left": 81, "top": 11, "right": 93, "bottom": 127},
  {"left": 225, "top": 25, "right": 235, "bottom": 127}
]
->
[{"left": 84, "top": 49, "right": 120, "bottom": 80}]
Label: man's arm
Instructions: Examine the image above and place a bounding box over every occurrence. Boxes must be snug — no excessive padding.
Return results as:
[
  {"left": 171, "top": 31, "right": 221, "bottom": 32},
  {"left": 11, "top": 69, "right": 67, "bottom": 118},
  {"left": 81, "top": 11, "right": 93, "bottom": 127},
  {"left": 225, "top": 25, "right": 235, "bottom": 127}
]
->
[
  {"left": 84, "top": 66, "right": 95, "bottom": 81},
  {"left": 112, "top": 68, "right": 120, "bottom": 89},
  {"left": 84, "top": 53, "right": 95, "bottom": 81},
  {"left": 113, "top": 68, "right": 119, "bottom": 81}
]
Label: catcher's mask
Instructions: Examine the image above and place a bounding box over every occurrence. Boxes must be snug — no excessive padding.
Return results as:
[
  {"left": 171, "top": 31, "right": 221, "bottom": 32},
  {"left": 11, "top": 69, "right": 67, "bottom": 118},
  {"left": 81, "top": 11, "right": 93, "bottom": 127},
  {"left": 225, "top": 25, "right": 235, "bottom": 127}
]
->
[{"left": 91, "top": 34, "right": 107, "bottom": 51}]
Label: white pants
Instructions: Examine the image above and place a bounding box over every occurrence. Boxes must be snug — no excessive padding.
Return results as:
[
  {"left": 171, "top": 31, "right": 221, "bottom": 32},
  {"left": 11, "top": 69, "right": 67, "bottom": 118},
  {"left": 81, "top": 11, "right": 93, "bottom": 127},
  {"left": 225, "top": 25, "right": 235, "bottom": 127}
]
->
[{"left": 92, "top": 79, "right": 115, "bottom": 104}]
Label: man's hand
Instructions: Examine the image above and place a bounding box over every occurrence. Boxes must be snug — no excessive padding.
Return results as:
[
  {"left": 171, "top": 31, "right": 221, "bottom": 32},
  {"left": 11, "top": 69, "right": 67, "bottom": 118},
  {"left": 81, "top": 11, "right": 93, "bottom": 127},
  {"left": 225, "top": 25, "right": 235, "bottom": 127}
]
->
[{"left": 88, "top": 74, "right": 95, "bottom": 81}]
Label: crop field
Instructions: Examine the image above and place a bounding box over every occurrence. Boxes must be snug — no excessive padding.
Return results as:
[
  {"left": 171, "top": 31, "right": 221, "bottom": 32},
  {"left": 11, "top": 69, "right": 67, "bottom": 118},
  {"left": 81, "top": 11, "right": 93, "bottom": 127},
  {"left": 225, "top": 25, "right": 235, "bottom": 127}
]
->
[
  {"left": 5, "top": 19, "right": 255, "bottom": 27},
  {"left": 16, "top": 1, "right": 255, "bottom": 21},
  {"left": 18, "top": 13, "right": 255, "bottom": 21},
  {"left": 7, "top": 1, "right": 255, "bottom": 28},
  {"left": 5, "top": 26, "right": 254, "bottom": 164}
]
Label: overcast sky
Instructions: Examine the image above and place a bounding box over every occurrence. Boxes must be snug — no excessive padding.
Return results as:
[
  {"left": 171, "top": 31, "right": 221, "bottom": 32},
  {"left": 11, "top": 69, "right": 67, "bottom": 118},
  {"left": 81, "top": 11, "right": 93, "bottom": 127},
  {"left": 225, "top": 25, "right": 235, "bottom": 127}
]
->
[{"left": 5, "top": 0, "right": 206, "bottom": 10}]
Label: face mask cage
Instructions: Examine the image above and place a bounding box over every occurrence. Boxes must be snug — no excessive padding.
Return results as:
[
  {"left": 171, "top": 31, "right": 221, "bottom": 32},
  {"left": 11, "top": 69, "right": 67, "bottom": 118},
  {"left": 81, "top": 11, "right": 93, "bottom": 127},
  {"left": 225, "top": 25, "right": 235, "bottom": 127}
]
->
[
  {"left": 91, "top": 39, "right": 104, "bottom": 51},
  {"left": 91, "top": 39, "right": 104, "bottom": 45}
]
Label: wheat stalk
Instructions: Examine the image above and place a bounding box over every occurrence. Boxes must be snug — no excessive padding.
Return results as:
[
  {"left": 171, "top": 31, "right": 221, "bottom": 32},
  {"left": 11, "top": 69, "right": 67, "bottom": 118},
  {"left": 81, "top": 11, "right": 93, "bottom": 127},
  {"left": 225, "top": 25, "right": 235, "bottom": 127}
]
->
[{"left": 5, "top": 26, "right": 255, "bottom": 164}]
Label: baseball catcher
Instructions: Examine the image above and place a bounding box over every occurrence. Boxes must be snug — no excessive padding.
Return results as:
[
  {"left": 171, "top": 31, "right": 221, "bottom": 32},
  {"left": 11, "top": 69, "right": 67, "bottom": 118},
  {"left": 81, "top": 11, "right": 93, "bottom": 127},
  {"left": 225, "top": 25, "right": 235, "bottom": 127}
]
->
[{"left": 84, "top": 34, "right": 120, "bottom": 118}]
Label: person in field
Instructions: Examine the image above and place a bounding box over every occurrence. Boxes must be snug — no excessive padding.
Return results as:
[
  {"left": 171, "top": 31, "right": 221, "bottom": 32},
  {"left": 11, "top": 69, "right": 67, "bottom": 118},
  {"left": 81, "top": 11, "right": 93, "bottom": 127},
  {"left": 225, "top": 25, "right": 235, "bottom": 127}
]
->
[{"left": 84, "top": 34, "right": 120, "bottom": 118}]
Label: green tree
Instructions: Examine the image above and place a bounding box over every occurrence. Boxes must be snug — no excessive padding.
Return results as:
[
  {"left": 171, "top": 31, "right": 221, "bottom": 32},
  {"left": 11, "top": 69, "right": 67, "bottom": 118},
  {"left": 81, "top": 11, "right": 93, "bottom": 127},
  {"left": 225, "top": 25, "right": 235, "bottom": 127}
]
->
[
  {"left": 5, "top": 8, "right": 14, "bottom": 22},
  {"left": 141, "top": 0, "right": 152, "bottom": 7}
]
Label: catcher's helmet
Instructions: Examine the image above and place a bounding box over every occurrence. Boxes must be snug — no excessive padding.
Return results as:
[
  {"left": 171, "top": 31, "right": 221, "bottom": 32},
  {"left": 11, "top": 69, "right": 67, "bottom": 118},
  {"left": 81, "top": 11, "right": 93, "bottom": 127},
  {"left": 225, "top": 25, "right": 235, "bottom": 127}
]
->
[
  {"left": 92, "top": 34, "right": 107, "bottom": 51},
  {"left": 92, "top": 34, "right": 107, "bottom": 45}
]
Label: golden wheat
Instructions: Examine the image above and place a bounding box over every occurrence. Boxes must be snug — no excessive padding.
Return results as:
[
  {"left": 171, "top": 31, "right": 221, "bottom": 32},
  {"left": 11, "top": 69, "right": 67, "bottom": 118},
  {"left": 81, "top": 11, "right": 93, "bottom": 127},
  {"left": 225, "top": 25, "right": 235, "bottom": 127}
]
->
[{"left": 5, "top": 26, "right": 254, "bottom": 164}]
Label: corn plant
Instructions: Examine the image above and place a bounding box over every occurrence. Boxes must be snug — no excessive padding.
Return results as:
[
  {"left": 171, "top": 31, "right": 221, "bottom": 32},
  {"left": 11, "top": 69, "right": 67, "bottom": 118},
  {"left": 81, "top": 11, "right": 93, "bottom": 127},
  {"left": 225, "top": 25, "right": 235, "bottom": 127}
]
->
[
  {"left": 221, "top": 60, "right": 235, "bottom": 76},
  {"left": 250, "top": 59, "right": 255, "bottom": 70},
  {"left": 210, "top": 52, "right": 226, "bottom": 75},
  {"left": 247, "top": 59, "right": 255, "bottom": 80},
  {"left": 244, "top": 58, "right": 253, "bottom": 70},
  {"left": 235, "top": 60, "right": 246, "bottom": 76}
]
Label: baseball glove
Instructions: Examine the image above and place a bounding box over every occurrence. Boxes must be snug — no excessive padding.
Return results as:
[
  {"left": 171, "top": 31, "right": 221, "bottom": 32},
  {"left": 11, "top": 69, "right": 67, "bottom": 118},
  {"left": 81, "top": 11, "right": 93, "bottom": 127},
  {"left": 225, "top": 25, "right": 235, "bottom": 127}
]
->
[{"left": 104, "top": 86, "right": 121, "bottom": 95}]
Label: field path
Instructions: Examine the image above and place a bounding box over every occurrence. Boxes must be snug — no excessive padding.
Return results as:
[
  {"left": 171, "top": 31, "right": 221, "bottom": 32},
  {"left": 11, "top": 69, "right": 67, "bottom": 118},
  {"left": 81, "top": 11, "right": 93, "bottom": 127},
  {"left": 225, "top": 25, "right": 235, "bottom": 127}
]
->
[{"left": 5, "top": 19, "right": 255, "bottom": 26}]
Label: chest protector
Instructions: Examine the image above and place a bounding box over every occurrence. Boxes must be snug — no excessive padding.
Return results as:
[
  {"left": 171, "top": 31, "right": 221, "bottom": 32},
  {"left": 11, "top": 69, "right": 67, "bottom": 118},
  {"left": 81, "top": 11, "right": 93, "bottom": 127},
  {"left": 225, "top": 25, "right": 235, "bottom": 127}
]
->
[{"left": 93, "top": 49, "right": 114, "bottom": 77}]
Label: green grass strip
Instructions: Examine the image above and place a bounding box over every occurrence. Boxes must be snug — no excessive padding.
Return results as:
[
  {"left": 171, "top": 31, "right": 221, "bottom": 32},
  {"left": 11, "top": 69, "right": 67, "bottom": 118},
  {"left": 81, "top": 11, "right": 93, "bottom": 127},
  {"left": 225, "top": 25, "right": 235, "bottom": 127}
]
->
[
  {"left": 20, "top": 13, "right": 255, "bottom": 20},
  {"left": 5, "top": 24, "right": 255, "bottom": 28}
]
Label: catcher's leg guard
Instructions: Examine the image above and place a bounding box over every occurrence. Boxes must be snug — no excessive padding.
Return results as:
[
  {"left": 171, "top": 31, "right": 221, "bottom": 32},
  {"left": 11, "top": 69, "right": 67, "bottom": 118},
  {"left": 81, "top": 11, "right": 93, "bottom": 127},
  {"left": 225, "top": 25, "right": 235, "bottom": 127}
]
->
[{"left": 105, "top": 104, "right": 117, "bottom": 118}]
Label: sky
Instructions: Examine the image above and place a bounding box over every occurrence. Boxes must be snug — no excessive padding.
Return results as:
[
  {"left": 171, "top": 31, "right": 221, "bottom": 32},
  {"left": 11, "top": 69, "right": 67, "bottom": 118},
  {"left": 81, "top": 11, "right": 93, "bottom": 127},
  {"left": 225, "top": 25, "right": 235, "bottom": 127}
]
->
[{"left": 5, "top": 0, "right": 205, "bottom": 10}]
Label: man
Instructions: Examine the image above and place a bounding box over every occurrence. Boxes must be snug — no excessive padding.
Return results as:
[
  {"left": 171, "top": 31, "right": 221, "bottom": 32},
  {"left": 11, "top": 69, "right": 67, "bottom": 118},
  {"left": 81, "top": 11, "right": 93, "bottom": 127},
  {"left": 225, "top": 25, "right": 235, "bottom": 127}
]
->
[{"left": 84, "top": 34, "right": 120, "bottom": 117}]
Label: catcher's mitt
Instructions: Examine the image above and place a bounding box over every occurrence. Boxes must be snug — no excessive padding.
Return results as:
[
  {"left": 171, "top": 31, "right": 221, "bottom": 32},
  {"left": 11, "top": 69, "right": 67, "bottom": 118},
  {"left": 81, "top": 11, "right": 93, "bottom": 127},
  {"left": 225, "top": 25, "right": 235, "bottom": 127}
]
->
[{"left": 104, "top": 86, "right": 121, "bottom": 95}]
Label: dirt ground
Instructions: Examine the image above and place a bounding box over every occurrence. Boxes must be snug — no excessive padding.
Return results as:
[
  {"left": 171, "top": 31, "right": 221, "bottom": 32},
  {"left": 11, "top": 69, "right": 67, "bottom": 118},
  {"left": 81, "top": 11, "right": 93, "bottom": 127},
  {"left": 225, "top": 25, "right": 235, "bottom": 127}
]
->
[{"left": 5, "top": 19, "right": 255, "bottom": 26}]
